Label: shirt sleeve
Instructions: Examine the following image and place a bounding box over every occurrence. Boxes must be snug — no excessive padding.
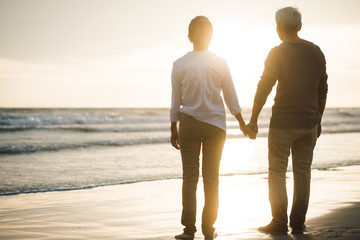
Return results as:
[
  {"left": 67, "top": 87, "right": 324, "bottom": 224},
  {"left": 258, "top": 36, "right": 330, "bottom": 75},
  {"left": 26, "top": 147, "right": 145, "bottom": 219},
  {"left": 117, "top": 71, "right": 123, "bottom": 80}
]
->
[
  {"left": 221, "top": 61, "right": 242, "bottom": 115},
  {"left": 254, "top": 48, "right": 279, "bottom": 106},
  {"left": 170, "top": 63, "right": 182, "bottom": 122},
  {"left": 318, "top": 52, "right": 328, "bottom": 100}
]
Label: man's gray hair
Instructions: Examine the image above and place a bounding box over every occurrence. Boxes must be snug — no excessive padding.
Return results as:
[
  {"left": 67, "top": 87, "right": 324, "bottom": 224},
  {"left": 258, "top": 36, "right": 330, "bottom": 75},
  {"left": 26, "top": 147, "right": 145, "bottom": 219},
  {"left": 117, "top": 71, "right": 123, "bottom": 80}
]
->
[{"left": 275, "top": 7, "right": 302, "bottom": 32}]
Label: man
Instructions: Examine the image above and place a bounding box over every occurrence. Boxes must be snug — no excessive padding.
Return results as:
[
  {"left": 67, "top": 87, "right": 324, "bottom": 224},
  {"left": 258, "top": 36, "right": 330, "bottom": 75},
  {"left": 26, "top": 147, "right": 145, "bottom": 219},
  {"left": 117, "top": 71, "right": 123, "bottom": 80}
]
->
[
  {"left": 248, "top": 7, "right": 328, "bottom": 234},
  {"left": 170, "top": 16, "right": 249, "bottom": 240}
]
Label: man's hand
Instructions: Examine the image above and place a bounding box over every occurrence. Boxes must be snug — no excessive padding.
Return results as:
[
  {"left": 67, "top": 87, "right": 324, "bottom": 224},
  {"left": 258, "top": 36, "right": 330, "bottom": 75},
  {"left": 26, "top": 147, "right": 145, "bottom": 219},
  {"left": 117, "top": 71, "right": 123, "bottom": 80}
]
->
[
  {"left": 171, "top": 129, "right": 180, "bottom": 150},
  {"left": 247, "top": 122, "right": 258, "bottom": 140},
  {"left": 247, "top": 103, "right": 263, "bottom": 140},
  {"left": 317, "top": 123, "right": 322, "bottom": 138}
]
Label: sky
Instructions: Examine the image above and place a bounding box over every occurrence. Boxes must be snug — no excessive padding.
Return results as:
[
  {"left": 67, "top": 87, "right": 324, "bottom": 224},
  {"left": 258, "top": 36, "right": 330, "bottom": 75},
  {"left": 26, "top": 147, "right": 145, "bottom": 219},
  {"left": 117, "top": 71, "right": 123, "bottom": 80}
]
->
[{"left": 0, "top": 0, "right": 359, "bottom": 108}]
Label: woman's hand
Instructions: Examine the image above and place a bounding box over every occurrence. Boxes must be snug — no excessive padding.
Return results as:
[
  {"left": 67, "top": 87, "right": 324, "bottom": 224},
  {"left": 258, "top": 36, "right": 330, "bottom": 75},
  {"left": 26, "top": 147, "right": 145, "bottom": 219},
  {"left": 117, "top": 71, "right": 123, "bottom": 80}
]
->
[
  {"left": 171, "top": 129, "right": 180, "bottom": 150},
  {"left": 170, "top": 122, "right": 180, "bottom": 150}
]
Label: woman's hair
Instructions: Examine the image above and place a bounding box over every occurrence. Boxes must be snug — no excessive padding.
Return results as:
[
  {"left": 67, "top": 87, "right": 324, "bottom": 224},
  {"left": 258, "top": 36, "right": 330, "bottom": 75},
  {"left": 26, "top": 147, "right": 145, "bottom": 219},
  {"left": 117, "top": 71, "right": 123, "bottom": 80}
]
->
[
  {"left": 275, "top": 7, "right": 302, "bottom": 33},
  {"left": 188, "top": 16, "right": 213, "bottom": 42}
]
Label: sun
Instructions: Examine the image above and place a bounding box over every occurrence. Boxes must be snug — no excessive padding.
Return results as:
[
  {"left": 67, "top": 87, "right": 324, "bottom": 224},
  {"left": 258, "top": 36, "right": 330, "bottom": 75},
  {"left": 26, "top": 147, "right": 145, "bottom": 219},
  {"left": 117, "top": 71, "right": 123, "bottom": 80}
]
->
[
  {"left": 210, "top": 22, "right": 279, "bottom": 72},
  {"left": 209, "top": 22, "right": 279, "bottom": 106}
]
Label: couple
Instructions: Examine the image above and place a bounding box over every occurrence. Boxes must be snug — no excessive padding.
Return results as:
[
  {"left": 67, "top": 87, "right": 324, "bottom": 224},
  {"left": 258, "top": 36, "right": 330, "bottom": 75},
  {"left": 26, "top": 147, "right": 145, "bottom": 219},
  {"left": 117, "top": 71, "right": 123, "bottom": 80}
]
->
[{"left": 170, "top": 7, "right": 328, "bottom": 240}]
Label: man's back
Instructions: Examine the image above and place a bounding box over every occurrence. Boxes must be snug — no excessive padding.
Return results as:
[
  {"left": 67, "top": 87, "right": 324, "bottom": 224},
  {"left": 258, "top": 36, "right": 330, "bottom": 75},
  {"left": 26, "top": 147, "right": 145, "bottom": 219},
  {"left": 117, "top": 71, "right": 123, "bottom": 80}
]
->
[{"left": 255, "top": 39, "right": 328, "bottom": 128}]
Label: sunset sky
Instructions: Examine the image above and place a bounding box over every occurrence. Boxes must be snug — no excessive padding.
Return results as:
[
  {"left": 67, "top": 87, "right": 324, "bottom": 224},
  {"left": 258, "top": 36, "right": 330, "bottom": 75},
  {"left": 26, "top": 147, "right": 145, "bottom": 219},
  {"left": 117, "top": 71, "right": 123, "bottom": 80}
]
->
[{"left": 0, "top": 0, "right": 359, "bottom": 108}]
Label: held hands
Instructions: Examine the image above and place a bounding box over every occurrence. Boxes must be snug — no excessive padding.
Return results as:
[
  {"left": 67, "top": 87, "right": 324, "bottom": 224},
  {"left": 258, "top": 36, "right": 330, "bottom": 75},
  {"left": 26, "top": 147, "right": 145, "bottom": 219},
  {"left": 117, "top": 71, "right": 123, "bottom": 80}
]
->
[
  {"left": 239, "top": 122, "right": 258, "bottom": 140},
  {"left": 246, "top": 122, "right": 258, "bottom": 140},
  {"left": 239, "top": 123, "right": 251, "bottom": 137},
  {"left": 236, "top": 113, "right": 258, "bottom": 140}
]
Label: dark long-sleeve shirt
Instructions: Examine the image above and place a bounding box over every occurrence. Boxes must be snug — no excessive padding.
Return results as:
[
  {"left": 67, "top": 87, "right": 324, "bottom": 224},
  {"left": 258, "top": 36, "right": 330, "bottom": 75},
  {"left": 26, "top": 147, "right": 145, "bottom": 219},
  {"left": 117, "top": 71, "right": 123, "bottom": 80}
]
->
[{"left": 254, "top": 39, "right": 328, "bottom": 128}]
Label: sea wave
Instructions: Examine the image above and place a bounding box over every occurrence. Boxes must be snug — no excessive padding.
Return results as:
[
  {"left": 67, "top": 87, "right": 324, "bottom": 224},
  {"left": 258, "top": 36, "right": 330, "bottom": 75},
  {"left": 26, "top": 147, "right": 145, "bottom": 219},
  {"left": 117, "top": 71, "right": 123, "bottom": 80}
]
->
[
  {"left": 0, "top": 109, "right": 169, "bottom": 127},
  {"left": 0, "top": 137, "right": 170, "bottom": 154},
  {"left": 1, "top": 108, "right": 360, "bottom": 136},
  {"left": 0, "top": 125, "right": 169, "bottom": 133},
  {"left": 1, "top": 161, "right": 360, "bottom": 196},
  {"left": 3, "top": 128, "right": 360, "bottom": 155},
  {"left": 2, "top": 122, "right": 360, "bottom": 134},
  {"left": 0, "top": 180, "right": 152, "bottom": 196}
]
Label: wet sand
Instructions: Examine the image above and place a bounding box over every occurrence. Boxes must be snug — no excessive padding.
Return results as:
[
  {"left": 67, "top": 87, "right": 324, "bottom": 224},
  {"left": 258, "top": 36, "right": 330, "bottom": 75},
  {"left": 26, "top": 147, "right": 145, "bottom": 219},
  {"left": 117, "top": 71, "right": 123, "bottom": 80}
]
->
[{"left": 0, "top": 165, "right": 359, "bottom": 240}]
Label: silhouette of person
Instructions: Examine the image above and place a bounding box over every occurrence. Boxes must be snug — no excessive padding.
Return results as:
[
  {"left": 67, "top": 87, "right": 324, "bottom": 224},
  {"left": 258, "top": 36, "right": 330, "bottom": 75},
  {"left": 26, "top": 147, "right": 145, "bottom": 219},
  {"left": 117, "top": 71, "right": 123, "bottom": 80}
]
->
[
  {"left": 247, "top": 7, "right": 328, "bottom": 234},
  {"left": 170, "top": 16, "right": 250, "bottom": 240}
]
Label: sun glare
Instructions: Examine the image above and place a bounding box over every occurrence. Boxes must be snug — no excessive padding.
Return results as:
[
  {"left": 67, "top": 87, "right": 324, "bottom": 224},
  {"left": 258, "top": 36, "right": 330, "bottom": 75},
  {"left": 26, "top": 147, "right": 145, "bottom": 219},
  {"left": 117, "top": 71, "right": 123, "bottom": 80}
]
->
[
  {"left": 216, "top": 175, "right": 271, "bottom": 237},
  {"left": 209, "top": 23, "right": 280, "bottom": 106},
  {"left": 210, "top": 23, "right": 279, "bottom": 68},
  {"left": 214, "top": 136, "right": 272, "bottom": 236},
  {"left": 201, "top": 23, "right": 280, "bottom": 235},
  {"left": 220, "top": 139, "right": 254, "bottom": 175}
]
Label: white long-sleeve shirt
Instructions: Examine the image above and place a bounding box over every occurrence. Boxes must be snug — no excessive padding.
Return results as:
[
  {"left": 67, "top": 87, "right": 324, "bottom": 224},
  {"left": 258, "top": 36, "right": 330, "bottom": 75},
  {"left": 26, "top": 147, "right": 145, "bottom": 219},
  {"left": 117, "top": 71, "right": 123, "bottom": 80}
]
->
[{"left": 170, "top": 51, "right": 242, "bottom": 131}]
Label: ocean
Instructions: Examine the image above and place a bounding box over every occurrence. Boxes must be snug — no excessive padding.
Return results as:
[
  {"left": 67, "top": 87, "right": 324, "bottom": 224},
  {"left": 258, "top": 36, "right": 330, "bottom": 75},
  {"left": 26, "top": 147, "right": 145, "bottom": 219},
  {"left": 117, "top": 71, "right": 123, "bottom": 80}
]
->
[{"left": 1, "top": 108, "right": 360, "bottom": 196}]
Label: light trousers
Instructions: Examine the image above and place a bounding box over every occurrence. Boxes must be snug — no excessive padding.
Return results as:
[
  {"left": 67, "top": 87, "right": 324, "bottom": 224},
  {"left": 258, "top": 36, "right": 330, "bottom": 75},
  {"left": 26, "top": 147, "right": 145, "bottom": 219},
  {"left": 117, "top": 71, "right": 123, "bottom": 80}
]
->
[
  {"left": 178, "top": 113, "right": 226, "bottom": 237},
  {"left": 268, "top": 125, "right": 317, "bottom": 227}
]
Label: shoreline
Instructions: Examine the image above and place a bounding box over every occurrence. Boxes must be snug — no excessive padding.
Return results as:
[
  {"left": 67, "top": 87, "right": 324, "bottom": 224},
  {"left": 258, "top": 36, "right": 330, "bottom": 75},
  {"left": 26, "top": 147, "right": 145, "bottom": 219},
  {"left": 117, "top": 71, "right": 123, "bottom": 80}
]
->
[
  {"left": 2, "top": 163, "right": 359, "bottom": 198},
  {"left": 0, "top": 165, "right": 360, "bottom": 239}
]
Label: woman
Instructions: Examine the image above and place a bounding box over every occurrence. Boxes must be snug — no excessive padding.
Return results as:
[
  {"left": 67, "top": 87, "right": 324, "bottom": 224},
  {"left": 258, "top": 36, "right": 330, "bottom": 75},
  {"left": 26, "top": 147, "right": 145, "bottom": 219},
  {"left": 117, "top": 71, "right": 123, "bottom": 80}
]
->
[{"left": 170, "top": 16, "right": 250, "bottom": 240}]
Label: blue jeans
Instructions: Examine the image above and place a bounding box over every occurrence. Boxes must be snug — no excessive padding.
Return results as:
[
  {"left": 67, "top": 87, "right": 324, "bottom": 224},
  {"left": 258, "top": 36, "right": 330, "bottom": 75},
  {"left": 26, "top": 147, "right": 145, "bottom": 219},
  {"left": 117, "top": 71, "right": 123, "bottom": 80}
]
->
[{"left": 179, "top": 113, "right": 226, "bottom": 237}]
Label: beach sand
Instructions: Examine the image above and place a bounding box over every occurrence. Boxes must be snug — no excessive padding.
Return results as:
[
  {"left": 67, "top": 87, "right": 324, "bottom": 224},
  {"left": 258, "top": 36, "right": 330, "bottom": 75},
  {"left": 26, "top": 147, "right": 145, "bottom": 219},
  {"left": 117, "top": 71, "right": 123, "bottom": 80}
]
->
[{"left": 0, "top": 165, "right": 359, "bottom": 240}]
